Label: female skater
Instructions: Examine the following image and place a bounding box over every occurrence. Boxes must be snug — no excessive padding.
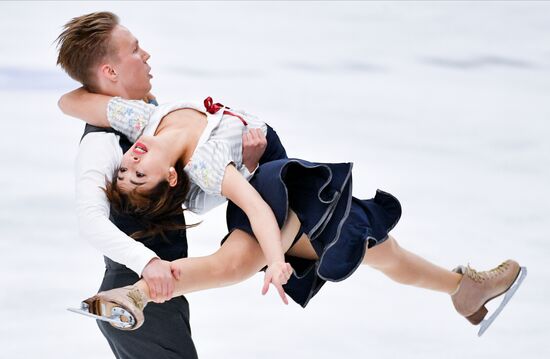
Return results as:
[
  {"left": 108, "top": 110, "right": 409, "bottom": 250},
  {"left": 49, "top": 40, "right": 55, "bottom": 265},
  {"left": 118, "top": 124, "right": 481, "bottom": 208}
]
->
[{"left": 60, "top": 91, "right": 526, "bottom": 336}]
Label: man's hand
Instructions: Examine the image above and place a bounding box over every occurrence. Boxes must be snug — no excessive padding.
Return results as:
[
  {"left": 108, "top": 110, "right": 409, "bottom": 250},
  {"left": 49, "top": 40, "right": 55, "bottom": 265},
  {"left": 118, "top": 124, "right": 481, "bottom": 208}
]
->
[
  {"left": 242, "top": 128, "right": 267, "bottom": 172},
  {"left": 141, "top": 258, "right": 175, "bottom": 303}
]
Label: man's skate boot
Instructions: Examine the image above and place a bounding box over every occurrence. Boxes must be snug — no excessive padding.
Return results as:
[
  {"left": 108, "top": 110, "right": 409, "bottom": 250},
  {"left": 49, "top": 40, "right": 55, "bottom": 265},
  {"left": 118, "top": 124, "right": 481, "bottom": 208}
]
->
[
  {"left": 68, "top": 285, "right": 148, "bottom": 331},
  {"left": 451, "top": 259, "right": 527, "bottom": 336}
]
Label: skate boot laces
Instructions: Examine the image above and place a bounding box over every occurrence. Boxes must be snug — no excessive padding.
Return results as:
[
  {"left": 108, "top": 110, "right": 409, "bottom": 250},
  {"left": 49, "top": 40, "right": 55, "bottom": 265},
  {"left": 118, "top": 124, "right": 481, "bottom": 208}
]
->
[
  {"left": 466, "top": 261, "right": 510, "bottom": 283},
  {"left": 127, "top": 287, "right": 147, "bottom": 310}
]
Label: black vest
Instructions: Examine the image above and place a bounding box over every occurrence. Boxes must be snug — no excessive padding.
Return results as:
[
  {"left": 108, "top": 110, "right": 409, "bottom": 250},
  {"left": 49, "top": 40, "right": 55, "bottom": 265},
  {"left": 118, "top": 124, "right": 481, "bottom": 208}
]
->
[{"left": 81, "top": 124, "right": 189, "bottom": 268}]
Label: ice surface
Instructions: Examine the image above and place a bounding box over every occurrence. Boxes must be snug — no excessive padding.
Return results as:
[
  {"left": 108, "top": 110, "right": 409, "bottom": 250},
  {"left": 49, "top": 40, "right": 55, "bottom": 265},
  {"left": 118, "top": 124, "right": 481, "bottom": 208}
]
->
[{"left": 0, "top": 2, "right": 548, "bottom": 358}]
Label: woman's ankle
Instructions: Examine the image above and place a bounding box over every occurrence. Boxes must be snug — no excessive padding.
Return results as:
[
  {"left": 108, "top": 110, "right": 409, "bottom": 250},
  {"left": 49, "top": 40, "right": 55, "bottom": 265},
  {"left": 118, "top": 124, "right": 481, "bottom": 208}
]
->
[
  {"left": 447, "top": 272, "right": 463, "bottom": 295},
  {"left": 134, "top": 280, "right": 152, "bottom": 302}
]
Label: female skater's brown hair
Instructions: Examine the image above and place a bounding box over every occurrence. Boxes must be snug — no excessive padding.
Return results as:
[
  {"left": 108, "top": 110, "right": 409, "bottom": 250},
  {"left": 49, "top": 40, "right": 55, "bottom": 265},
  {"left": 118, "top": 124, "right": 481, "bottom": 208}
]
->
[{"left": 104, "top": 160, "right": 197, "bottom": 240}]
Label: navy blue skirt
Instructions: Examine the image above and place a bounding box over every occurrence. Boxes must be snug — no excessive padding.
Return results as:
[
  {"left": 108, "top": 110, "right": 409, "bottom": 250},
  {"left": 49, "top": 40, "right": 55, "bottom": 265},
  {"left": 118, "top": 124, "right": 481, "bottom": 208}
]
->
[{"left": 225, "top": 159, "right": 402, "bottom": 307}]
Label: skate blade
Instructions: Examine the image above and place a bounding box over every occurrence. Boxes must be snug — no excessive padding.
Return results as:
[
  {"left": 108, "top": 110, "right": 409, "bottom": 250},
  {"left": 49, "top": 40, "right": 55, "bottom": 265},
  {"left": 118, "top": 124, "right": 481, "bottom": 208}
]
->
[
  {"left": 67, "top": 306, "right": 134, "bottom": 329},
  {"left": 477, "top": 266, "right": 527, "bottom": 337}
]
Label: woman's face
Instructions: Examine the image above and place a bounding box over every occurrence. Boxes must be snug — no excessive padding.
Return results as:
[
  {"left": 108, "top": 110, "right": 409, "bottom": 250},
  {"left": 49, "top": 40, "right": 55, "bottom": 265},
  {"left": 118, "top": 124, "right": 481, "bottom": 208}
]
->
[{"left": 117, "top": 135, "right": 174, "bottom": 193}]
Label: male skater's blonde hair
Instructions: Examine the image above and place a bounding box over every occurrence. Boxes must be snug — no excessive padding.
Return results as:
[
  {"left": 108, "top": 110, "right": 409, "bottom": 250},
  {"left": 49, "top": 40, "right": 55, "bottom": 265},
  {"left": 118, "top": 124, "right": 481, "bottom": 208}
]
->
[{"left": 56, "top": 11, "right": 119, "bottom": 92}]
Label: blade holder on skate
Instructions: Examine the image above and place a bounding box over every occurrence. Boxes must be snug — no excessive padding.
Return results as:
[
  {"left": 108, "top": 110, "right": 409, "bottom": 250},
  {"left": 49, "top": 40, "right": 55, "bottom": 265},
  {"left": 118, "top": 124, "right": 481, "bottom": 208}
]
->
[{"left": 67, "top": 301, "right": 136, "bottom": 329}]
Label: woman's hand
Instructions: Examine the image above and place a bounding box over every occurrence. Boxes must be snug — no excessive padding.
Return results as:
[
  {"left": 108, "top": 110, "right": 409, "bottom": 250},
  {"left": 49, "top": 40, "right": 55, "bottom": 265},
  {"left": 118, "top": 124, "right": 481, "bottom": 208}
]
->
[{"left": 262, "top": 261, "right": 293, "bottom": 305}]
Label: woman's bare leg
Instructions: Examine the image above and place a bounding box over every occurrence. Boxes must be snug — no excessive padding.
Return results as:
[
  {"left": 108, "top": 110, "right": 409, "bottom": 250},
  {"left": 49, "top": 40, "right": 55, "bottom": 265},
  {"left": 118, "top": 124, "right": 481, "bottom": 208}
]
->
[
  {"left": 287, "top": 234, "right": 462, "bottom": 295},
  {"left": 362, "top": 236, "right": 462, "bottom": 294},
  {"left": 134, "top": 210, "right": 303, "bottom": 301}
]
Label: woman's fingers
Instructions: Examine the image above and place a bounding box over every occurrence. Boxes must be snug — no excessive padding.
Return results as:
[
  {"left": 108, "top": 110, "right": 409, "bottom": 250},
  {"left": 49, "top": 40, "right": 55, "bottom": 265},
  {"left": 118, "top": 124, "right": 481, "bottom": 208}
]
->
[
  {"left": 275, "top": 283, "right": 289, "bottom": 305},
  {"left": 273, "top": 271, "right": 287, "bottom": 286},
  {"left": 262, "top": 263, "right": 293, "bottom": 305},
  {"left": 271, "top": 272, "right": 289, "bottom": 304},
  {"left": 269, "top": 274, "right": 289, "bottom": 304},
  {"left": 262, "top": 273, "right": 272, "bottom": 295}
]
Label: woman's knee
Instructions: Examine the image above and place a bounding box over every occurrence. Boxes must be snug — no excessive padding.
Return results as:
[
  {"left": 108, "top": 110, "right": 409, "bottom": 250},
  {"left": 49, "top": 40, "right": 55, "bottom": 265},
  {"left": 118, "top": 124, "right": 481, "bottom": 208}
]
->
[
  {"left": 213, "top": 231, "right": 264, "bottom": 282},
  {"left": 363, "top": 235, "right": 402, "bottom": 269},
  {"left": 210, "top": 257, "right": 242, "bottom": 283},
  {"left": 207, "top": 251, "right": 252, "bottom": 286}
]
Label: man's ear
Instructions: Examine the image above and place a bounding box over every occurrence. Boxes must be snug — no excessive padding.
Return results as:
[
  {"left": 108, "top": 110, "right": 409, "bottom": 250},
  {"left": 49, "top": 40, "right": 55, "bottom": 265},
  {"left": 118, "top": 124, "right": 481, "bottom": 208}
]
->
[
  {"left": 99, "top": 64, "right": 118, "bottom": 82},
  {"left": 168, "top": 167, "right": 178, "bottom": 187}
]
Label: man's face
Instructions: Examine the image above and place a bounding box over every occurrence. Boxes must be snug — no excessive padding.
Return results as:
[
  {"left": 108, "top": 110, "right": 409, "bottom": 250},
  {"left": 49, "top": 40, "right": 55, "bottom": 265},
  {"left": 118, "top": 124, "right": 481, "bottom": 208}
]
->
[{"left": 109, "top": 25, "right": 153, "bottom": 99}]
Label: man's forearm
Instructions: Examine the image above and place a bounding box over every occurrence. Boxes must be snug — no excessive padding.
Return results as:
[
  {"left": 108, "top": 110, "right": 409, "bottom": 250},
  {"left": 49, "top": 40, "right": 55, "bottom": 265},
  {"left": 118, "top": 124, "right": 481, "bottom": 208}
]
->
[{"left": 75, "top": 133, "right": 158, "bottom": 275}]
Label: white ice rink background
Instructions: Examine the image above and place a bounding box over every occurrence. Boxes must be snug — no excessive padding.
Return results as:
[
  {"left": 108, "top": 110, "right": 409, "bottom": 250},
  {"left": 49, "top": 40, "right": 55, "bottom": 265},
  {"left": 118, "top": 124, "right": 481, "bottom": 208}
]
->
[{"left": 0, "top": 1, "right": 548, "bottom": 358}]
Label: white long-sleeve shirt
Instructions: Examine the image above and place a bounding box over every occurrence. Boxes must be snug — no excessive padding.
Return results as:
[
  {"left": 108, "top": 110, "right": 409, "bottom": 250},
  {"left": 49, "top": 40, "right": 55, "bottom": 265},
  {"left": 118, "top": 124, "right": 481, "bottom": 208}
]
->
[{"left": 75, "top": 131, "right": 158, "bottom": 275}]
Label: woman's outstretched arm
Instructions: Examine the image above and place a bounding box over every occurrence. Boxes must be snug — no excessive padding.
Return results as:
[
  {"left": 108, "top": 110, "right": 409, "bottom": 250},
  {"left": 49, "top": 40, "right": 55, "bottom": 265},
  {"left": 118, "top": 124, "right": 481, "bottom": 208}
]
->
[
  {"left": 221, "top": 164, "right": 293, "bottom": 304},
  {"left": 58, "top": 87, "right": 112, "bottom": 127}
]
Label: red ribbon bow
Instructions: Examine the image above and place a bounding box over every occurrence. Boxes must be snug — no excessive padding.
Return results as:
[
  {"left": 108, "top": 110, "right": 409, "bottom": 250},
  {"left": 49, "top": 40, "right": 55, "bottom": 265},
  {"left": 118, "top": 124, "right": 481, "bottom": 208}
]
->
[
  {"left": 203, "top": 96, "right": 224, "bottom": 115},
  {"left": 203, "top": 96, "right": 248, "bottom": 126}
]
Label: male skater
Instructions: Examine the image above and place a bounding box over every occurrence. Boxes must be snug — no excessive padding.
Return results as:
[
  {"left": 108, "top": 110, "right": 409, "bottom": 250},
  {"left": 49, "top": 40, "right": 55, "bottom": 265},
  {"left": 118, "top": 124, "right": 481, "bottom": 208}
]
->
[{"left": 56, "top": 12, "right": 269, "bottom": 358}]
